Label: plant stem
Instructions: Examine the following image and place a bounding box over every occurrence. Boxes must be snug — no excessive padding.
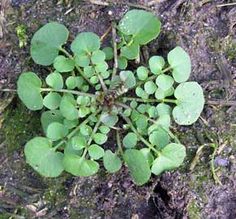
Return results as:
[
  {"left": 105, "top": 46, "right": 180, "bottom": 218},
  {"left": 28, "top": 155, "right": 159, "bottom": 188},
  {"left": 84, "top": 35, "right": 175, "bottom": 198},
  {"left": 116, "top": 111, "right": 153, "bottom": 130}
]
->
[
  {"left": 97, "top": 73, "right": 108, "bottom": 91},
  {"left": 60, "top": 47, "right": 73, "bottom": 59},
  {"left": 100, "top": 25, "right": 112, "bottom": 42},
  {"left": 59, "top": 47, "right": 94, "bottom": 87},
  {"left": 110, "top": 22, "right": 118, "bottom": 83},
  {"left": 82, "top": 115, "right": 102, "bottom": 159},
  {"left": 122, "top": 96, "right": 177, "bottom": 104},
  {"left": 41, "top": 88, "right": 95, "bottom": 97},
  {"left": 53, "top": 109, "right": 101, "bottom": 151},
  {"left": 0, "top": 88, "right": 17, "bottom": 92},
  {"left": 210, "top": 143, "right": 222, "bottom": 185},
  {"left": 120, "top": 113, "right": 158, "bottom": 154},
  {"left": 116, "top": 130, "right": 123, "bottom": 154}
]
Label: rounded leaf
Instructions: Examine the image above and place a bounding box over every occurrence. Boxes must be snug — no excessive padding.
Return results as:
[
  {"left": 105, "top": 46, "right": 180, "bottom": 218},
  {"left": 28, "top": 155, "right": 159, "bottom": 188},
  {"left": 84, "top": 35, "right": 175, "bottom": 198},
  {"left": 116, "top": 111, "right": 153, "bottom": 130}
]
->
[
  {"left": 91, "top": 50, "right": 106, "bottom": 64},
  {"left": 103, "top": 47, "right": 113, "bottom": 60},
  {"left": 71, "top": 32, "right": 100, "bottom": 54},
  {"left": 118, "top": 10, "right": 161, "bottom": 45},
  {"left": 31, "top": 22, "right": 69, "bottom": 66},
  {"left": 53, "top": 55, "right": 75, "bottom": 72},
  {"left": 88, "top": 144, "right": 105, "bottom": 160},
  {"left": 124, "top": 149, "right": 151, "bottom": 185},
  {"left": 149, "top": 128, "right": 170, "bottom": 149},
  {"left": 46, "top": 72, "right": 63, "bottom": 90},
  {"left": 100, "top": 112, "right": 118, "bottom": 127},
  {"left": 144, "top": 81, "right": 157, "bottom": 94},
  {"left": 151, "top": 143, "right": 186, "bottom": 175},
  {"left": 103, "top": 150, "right": 122, "bottom": 173},
  {"left": 43, "top": 92, "right": 61, "bottom": 110},
  {"left": 167, "top": 46, "right": 191, "bottom": 83},
  {"left": 24, "top": 137, "right": 64, "bottom": 177},
  {"left": 120, "top": 71, "right": 136, "bottom": 89},
  {"left": 70, "top": 135, "right": 86, "bottom": 150},
  {"left": 173, "top": 82, "right": 205, "bottom": 125},
  {"left": 63, "top": 154, "right": 99, "bottom": 176},
  {"left": 156, "top": 75, "right": 174, "bottom": 91},
  {"left": 123, "top": 132, "right": 138, "bottom": 148},
  {"left": 137, "top": 66, "right": 148, "bottom": 81},
  {"left": 149, "top": 56, "right": 165, "bottom": 75},
  {"left": 17, "top": 72, "right": 43, "bottom": 110},
  {"left": 93, "top": 133, "right": 108, "bottom": 145},
  {"left": 60, "top": 94, "right": 78, "bottom": 120},
  {"left": 41, "top": 110, "right": 64, "bottom": 134},
  {"left": 46, "top": 122, "right": 68, "bottom": 141}
]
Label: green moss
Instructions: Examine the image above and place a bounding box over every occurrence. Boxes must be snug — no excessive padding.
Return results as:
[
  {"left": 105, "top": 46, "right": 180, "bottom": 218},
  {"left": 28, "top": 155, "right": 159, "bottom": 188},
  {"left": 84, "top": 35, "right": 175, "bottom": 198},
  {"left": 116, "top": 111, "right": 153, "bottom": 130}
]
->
[
  {"left": 2, "top": 100, "right": 41, "bottom": 153},
  {"left": 187, "top": 200, "right": 201, "bottom": 219}
]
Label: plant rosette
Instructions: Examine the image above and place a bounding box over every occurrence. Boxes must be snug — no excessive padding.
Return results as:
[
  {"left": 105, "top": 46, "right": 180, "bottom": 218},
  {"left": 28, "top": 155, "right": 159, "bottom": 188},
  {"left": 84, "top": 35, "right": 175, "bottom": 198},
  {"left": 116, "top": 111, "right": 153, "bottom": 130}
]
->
[{"left": 16, "top": 10, "right": 204, "bottom": 185}]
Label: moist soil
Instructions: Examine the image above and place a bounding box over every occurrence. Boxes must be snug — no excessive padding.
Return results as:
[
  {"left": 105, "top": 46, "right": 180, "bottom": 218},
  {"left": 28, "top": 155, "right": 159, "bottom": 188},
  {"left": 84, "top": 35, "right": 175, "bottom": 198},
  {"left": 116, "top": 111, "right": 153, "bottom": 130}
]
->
[{"left": 0, "top": 0, "right": 236, "bottom": 218}]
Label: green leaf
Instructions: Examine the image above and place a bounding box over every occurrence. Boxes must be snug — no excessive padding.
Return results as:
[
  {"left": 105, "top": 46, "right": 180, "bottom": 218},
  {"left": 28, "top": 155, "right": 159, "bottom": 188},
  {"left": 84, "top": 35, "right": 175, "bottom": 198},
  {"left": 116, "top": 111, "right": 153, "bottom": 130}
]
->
[
  {"left": 155, "top": 87, "right": 173, "bottom": 100},
  {"left": 123, "top": 132, "right": 138, "bottom": 148},
  {"left": 100, "top": 112, "right": 118, "bottom": 127},
  {"left": 46, "top": 72, "right": 63, "bottom": 90},
  {"left": 137, "top": 66, "right": 148, "bottom": 81},
  {"left": 78, "top": 106, "right": 90, "bottom": 118},
  {"left": 95, "top": 61, "right": 108, "bottom": 73},
  {"left": 43, "top": 92, "right": 61, "bottom": 110},
  {"left": 149, "top": 56, "right": 165, "bottom": 75},
  {"left": 118, "top": 10, "right": 161, "bottom": 45},
  {"left": 71, "top": 32, "right": 100, "bottom": 54},
  {"left": 93, "top": 133, "right": 108, "bottom": 145},
  {"left": 46, "top": 122, "right": 68, "bottom": 141},
  {"left": 147, "top": 106, "right": 158, "bottom": 118},
  {"left": 53, "top": 55, "right": 75, "bottom": 72},
  {"left": 118, "top": 56, "right": 128, "bottom": 69},
  {"left": 17, "top": 72, "right": 43, "bottom": 110},
  {"left": 151, "top": 143, "right": 186, "bottom": 175},
  {"left": 63, "top": 119, "right": 78, "bottom": 129},
  {"left": 156, "top": 75, "right": 174, "bottom": 91},
  {"left": 144, "top": 81, "right": 157, "bottom": 94},
  {"left": 60, "top": 94, "right": 79, "bottom": 120},
  {"left": 77, "top": 96, "right": 90, "bottom": 106},
  {"left": 124, "top": 149, "right": 151, "bottom": 185},
  {"left": 149, "top": 127, "right": 170, "bottom": 149},
  {"left": 63, "top": 154, "right": 99, "bottom": 176},
  {"left": 24, "top": 137, "right": 64, "bottom": 177},
  {"left": 88, "top": 144, "right": 105, "bottom": 160},
  {"left": 135, "top": 87, "right": 149, "bottom": 99},
  {"left": 70, "top": 135, "right": 86, "bottom": 150},
  {"left": 103, "top": 150, "right": 122, "bottom": 173},
  {"left": 74, "top": 53, "right": 90, "bottom": 67},
  {"left": 66, "top": 76, "right": 77, "bottom": 89},
  {"left": 41, "top": 110, "right": 64, "bottom": 134},
  {"left": 120, "top": 71, "right": 136, "bottom": 89},
  {"left": 102, "top": 47, "right": 113, "bottom": 60},
  {"left": 140, "top": 148, "right": 154, "bottom": 166},
  {"left": 120, "top": 42, "right": 139, "bottom": 60},
  {"left": 99, "top": 125, "right": 110, "bottom": 134},
  {"left": 156, "top": 103, "right": 171, "bottom": 116},
  {"left": 31, "top": 22, "right": 69, "bottom": 66},
  {"left": 173, "top": 82, "right": 205, "bottom": 125},
  {"left": 84, "top": 66, "right": 95, "bottom": 78},
  {"left": 80, "top": 124, "right": 92, "bottom": 136},
  {"left": 136, "top": 115, "right": 148, "bottom": 131},
  {"left": 91, "top": 50, "right": 106, "bottom": 64},
  {"left": 167, "top": 46, "right": 191, "bottom": 83},
  {"left": 90, "top": 75, "right": 99, "bottom": 84}
]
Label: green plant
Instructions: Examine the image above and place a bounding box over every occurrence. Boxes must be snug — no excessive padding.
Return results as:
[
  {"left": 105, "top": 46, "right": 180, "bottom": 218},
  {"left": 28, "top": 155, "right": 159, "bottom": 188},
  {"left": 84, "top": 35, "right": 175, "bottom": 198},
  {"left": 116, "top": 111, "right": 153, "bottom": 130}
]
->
[{"left": 17, "top": 10, "right": 204, "bottom": 185}]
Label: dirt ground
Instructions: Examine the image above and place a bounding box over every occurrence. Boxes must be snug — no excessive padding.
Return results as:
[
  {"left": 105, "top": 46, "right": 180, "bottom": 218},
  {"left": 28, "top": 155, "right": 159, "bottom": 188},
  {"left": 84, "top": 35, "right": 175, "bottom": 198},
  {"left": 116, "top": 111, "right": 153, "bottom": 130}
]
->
[{"left": 0, "top": 0, "right": 236, "bottom": 218}]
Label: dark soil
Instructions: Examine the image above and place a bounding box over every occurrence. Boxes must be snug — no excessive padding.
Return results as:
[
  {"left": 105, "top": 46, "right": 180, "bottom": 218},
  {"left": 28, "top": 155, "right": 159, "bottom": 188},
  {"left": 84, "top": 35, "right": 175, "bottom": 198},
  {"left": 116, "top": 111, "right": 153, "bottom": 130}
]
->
[{"left": 0, "top": 0, "right": 236, "bottom": 218}]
